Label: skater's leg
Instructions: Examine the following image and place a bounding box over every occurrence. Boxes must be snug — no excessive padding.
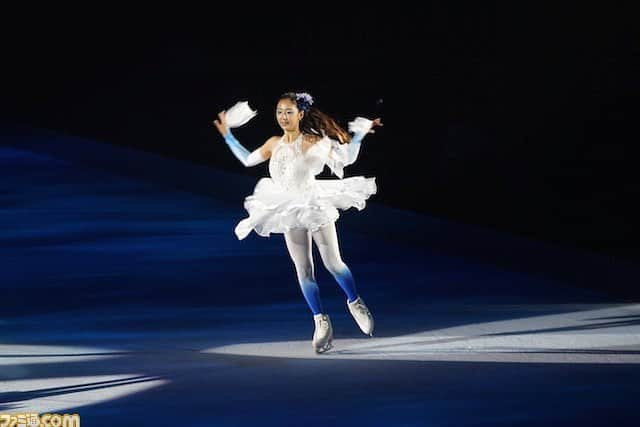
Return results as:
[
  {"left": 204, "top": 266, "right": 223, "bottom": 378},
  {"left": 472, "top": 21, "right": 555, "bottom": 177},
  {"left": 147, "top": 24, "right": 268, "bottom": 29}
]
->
[
  {"left": 284, "top": 228, "right": 323, "bottom": 315},
  {"left": 312, "top": 221, "right": 358, "bottom": 303}
]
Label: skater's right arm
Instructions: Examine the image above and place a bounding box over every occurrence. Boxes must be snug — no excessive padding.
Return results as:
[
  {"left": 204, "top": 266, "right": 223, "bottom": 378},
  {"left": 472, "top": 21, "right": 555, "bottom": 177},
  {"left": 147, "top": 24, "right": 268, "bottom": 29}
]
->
[{"left": 213, "top": 111, "right": 274, "bottom": 167}]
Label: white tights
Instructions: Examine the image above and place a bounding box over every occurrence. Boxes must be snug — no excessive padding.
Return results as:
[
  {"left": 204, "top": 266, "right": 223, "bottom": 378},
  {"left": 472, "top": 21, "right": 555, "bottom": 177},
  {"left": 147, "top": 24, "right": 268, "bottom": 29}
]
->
[{"left": 283, "top": 221, "right": 358, "bottom": 315}]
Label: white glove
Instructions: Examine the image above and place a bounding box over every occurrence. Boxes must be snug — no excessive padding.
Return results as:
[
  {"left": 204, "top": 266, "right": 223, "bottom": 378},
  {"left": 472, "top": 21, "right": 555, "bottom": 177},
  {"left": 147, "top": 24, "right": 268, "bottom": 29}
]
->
[{"left": 225, "top": 101, "right": 257, "bottom": 128}]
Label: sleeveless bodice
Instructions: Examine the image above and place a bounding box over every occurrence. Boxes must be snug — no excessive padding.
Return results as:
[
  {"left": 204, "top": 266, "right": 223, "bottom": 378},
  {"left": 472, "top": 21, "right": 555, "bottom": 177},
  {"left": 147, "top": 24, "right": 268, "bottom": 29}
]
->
[{"left": 268, "top": 135, "right": 327, "bottom": 192}]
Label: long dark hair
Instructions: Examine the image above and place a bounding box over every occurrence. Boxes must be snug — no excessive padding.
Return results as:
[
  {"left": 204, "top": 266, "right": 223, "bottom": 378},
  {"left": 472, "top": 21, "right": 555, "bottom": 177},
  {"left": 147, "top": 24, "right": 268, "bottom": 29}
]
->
[{"left": 279, "top": 92, "right": 351, "bottom": 144}]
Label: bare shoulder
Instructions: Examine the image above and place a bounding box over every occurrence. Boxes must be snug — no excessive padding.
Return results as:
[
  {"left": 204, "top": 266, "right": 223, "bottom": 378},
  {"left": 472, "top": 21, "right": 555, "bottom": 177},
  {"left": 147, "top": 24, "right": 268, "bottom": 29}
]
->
[
  {"left": 257, "top": 136, "right": 281, "bottom": 159},
  {"left": 266, "top": 135, "right": 281, "bottom": 144},
  {"left": 263, "top": 136, "right": 281, "bottom": 150}
]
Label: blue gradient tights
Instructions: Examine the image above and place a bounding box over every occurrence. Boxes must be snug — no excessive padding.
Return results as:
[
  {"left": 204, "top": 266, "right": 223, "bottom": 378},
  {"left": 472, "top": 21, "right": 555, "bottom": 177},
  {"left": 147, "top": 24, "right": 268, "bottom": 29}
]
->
[{"left": 284, "top": 222, "right": 358, "bottom": 315}]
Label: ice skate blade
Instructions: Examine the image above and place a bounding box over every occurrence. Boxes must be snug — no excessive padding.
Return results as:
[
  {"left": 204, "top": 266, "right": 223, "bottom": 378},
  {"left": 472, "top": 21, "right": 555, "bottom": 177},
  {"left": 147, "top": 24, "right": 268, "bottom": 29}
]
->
[{"left": 314, "top": 341, "right": 334, "bottom": 354}]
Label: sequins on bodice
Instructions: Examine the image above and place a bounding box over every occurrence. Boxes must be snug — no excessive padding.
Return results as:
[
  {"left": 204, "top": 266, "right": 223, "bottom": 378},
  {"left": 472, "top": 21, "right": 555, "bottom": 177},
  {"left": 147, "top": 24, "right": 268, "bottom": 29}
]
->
[{"left": 268, "top": 135, "right": 321, "bottom": 192}]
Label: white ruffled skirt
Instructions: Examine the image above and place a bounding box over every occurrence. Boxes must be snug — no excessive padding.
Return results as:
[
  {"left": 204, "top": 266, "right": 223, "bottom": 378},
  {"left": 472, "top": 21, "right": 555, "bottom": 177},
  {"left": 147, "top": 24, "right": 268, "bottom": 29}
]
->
[{"left": 234, "top": 176, "right": 377, "bottom": 239}]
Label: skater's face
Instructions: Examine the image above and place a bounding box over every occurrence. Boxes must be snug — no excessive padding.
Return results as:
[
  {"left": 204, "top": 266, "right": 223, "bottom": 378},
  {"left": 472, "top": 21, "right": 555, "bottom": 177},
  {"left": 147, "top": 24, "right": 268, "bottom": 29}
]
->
[{"left": 276, "top": 99, "right": 304, "bottom": 132}]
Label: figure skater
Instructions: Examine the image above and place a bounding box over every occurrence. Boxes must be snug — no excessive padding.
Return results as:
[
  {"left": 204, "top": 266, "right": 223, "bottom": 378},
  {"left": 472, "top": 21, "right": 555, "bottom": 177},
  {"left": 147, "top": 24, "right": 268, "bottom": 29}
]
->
[{"left": 213, "top": 91, "right": 381, "bottom": 353}]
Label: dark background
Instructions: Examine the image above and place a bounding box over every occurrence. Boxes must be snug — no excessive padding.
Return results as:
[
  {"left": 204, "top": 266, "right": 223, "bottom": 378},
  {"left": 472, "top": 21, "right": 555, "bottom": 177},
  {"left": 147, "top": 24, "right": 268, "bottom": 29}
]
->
[{"left": 2, "top": 5, "right": 638, "bottom": 261}]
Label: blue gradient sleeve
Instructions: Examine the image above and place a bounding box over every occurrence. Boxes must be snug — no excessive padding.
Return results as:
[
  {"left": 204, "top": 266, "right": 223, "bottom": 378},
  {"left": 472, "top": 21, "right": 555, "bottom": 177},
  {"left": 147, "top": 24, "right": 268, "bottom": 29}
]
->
[{"left": 223, "top": 130, "right": 266, "bottom": 167}]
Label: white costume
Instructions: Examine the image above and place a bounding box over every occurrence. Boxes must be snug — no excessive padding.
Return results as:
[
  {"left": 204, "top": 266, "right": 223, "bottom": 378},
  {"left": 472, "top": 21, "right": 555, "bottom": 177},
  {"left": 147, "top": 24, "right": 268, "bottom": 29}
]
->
[
  {"left": 222, "top": 102, "right": 377, "bottom": 240},
  {"left": 221, "top": 101, "right": 377, "bottom": 350},
  {"left": 234, "top": 131, "right": 377, "bottom": 239}
]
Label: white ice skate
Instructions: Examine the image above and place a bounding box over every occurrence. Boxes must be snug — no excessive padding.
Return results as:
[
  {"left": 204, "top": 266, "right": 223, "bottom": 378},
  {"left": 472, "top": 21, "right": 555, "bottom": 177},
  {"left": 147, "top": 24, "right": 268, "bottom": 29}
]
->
[
  {"left": 347, "top": 295, "right": 374, "bottom": 336},
  {"left": 312, "top": 313, "right": 334, "bottom": 354}
]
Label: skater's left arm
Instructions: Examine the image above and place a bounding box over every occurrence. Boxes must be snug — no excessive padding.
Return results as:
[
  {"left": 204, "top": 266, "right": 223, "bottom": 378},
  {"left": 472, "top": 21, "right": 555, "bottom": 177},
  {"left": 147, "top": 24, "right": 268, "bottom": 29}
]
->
[
  {"left": 327, "top": 117, "right": 382, "bottom": 178},
  {"left": 344, "top": 117, "right": 383, "bottom": 165}
]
